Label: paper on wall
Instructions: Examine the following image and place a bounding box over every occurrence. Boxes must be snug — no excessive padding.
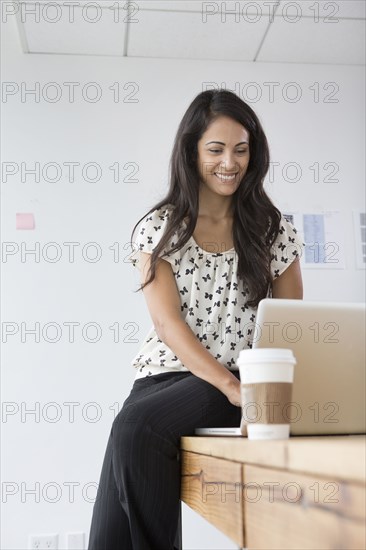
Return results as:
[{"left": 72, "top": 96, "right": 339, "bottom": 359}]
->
[
  {"left": 353, "top": 211, "right": 366, "bottom": 270},
  {"left": 283, "top": 211, "right": 345, "bottom": 269}
]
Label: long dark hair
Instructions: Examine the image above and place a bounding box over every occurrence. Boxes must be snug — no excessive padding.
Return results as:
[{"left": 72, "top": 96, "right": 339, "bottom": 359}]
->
[{"left": 129, "top": 89, "right": 281, "bottom": 308}]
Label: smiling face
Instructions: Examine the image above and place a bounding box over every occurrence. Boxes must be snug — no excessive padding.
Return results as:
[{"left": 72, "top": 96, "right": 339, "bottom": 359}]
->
[{"left": 196, "top": 115, "right": 250, "bottom": 198}]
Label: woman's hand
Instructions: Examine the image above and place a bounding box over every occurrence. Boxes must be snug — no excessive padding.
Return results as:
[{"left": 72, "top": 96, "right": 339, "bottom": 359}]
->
[{"left": 223, "top": 378, "right": 242, "bottom": 408}]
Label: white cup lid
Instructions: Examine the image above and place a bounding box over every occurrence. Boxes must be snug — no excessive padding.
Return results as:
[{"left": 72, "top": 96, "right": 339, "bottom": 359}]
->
[{"left": 237, "top": 348, "right": 296, "bottom": 365}]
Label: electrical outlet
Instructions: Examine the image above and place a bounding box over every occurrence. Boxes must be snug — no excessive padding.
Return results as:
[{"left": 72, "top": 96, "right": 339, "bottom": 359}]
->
[
  {"left": 29, "top": 534, "right": 58, "bottom": 550},
  {"left": 66, "top": 532, "right": 85, "bottom": 549}
]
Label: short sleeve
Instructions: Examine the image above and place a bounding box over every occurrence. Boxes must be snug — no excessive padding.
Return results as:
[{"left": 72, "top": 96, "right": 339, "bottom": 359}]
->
[
  {"left": 270, "top": 215, "right": 305, "bottom": 279},
  {"left": 128, "top": 205, "right": 181, "bottom": 270}
]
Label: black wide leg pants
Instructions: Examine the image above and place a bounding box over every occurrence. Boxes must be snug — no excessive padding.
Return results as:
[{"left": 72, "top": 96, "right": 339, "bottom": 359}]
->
[{"left": 87, "top": 369, "right": 241, "bottom": 550}]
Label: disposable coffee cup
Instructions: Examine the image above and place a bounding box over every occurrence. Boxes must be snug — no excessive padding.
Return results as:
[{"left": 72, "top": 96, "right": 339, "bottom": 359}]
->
[{"left": 237, "top": 348, "right": 296, "bottom": 440}]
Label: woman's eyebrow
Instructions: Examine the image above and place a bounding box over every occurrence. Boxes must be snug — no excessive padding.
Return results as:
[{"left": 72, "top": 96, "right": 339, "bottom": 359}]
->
[{"left": 205, "top": 140, "right": 249, "bottom": 146}]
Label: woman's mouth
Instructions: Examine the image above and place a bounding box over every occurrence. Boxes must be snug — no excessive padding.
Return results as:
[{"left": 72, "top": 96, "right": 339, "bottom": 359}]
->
[{"left": 214, "top": 172, "right": 238, "bottom": 182}]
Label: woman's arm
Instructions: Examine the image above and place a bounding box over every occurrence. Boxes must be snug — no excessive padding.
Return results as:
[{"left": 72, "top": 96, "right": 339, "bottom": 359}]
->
[
  {"left": 138, "top": 252, "right": 241, "bottom": 406},
  {"left": 271, "top": 257, "right": 303, "bottom": 299}
]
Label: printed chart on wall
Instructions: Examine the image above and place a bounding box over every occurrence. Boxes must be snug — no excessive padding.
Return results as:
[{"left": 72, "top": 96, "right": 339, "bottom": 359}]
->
[
  {"left": 283, "top": 211, "right": 345, "bottom": 269},
  {"left": 353, "top": 211, "right": 366, "bottom": 270}
]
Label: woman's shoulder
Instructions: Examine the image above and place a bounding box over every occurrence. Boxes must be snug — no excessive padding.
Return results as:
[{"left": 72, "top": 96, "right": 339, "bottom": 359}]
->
[
  {"left": 269, "top": 212, "right": 305, "bottom": 273},
  {"left": 130, "top": 203, "right": 183, "bottom": 268},
  {"left": 147, "top": 203, "right": 175, "bottom": 218},
  {"left": 135, "top": 203, "right": 173, "bottom": 229},
  {"left": 275, "top": 213, "right": 304, "bottom": 244}
]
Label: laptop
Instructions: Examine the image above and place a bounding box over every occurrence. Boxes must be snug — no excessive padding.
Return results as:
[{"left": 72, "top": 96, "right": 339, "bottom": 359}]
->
[{"left": 195, "top": 299, "right": 366, "bottom": 437}]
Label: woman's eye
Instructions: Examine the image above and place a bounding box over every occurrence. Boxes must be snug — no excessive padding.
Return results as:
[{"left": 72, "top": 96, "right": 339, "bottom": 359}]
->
[{"left": 208, "top": 149, "right": 248, "bottom": 154}]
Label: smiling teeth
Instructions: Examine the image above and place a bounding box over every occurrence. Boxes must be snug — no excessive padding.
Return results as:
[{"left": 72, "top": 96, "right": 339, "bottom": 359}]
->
[{"left": 215, "top": 173, "right": 237, "bottom": 180}]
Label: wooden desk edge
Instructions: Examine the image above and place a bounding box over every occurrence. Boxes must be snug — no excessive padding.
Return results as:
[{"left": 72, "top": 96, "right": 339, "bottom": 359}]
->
[{"left": 180, "top": 434, "right": 366, "bottom": 484}]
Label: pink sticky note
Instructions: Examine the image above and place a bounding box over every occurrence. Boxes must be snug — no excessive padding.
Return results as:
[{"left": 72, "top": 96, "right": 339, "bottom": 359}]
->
[{"left": 16, "top": 213, "right": 35, "bottom": 230}]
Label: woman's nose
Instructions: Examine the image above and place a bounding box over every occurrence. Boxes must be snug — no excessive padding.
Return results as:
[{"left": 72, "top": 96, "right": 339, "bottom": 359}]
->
[{"left": 220, "top": 155, "right": 238, "bottom": 171}]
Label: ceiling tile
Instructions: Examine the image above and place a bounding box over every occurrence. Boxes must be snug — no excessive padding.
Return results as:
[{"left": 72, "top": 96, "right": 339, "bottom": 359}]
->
[
  {"left": 15, "top": 0, "right": 366, "bottom": 64},
  {"left": 135, "top": 0, "right": 264, "bottom": 13},
  {"left": 258, "top": 15, "right": 365, "bottom": 65},
  {"left": 268, "top": 1, "right": 366, "bottom": 21},
  {"left": 22, "top": 2, "right": 126, "bottom": 55},
  {"left": 303, "top": 0, "right": 366, "bottom": 19},
  {"left": 136, "top": 1, "right": 204, "bottom": 11},
  {"left": 128, "top": 9, "right": 268, "bottom": 60}
]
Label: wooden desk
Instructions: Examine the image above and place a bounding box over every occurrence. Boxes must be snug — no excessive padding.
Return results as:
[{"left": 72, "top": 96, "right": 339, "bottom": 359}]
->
[{"left": 180, "top": 435, "right": 366, "bottom": 549}]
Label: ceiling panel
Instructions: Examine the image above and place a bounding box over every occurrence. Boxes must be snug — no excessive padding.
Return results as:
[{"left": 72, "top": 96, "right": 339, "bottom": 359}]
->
[
  {"left": 136, "top": 1, "right": 206, "bottom": 11},
  {"left": 311, "top": 0, "right": 365, "bottom": 19},
  {"left": 275, "top": 1, "right": 365, "bottom": 20},
  {"left": 136, "top": 0, "right": 366, "bottom": 18},
  {"left": 136, "top": 0, "right": 267, "bottom": 13},
  {"left": 257, "top": 15, "right": 365, "bottom": 65},
  {"left": 18, "top": 0, "right": 276, "bottom": 14},
  {"left": 128, "top": 9, "right": 268, "bottom": 60},
  {"left": 14, "top": 0, "right": 366, "bottom": 65},
  {"left": 21, "top": 2, "right": 126, "bottom": 55},
  {"left": 19, "top": 0, "right": 366, "bottom": 18},
  {"left": 19, "top": 0, "right": 116, "bottom": 4}
]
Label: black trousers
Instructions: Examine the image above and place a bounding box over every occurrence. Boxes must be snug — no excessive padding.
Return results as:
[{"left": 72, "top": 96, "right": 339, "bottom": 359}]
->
[{"left": 87, "top": 369, "right": 241, "bottom": 550}]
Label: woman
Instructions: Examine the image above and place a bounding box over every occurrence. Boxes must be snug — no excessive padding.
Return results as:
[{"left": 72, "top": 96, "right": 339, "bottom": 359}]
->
[{"left": 88, "top": 89, "right": 304, "bottom": 550}]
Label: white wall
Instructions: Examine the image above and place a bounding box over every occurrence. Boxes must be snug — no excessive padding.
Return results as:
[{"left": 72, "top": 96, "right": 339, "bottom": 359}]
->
[{"left": 2, "top": 13, "right": 365, "bottom": 550}]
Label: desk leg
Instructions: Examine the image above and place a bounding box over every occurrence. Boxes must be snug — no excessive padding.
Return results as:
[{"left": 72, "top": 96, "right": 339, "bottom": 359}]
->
[{"left": 173, "top": 500, "right": 182, "bottom": 550}]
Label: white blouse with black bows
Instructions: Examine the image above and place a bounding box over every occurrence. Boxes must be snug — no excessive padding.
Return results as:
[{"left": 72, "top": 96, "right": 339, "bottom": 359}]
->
[{"left": 129, "top": 204, "right": 305, "bottom": 379}]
